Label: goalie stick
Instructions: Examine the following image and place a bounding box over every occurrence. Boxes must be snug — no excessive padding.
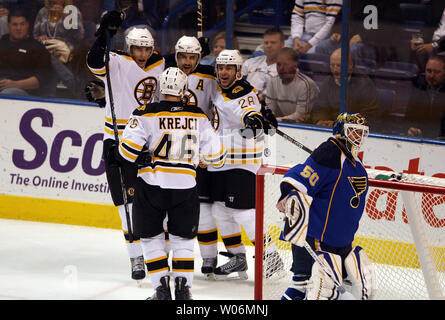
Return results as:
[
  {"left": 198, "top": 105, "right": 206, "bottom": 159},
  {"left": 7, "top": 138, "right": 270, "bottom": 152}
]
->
[{"left": 104, "top": 28, "right": 134, "bottom": 243}]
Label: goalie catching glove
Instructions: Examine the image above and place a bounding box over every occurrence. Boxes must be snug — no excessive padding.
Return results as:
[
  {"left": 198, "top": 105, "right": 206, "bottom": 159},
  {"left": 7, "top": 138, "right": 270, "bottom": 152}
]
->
[
  {"left": 240, "top": 112, "right": 273, "bottom": 139},
  {"left": 279, "top": 189, "right": 312, "bottom": 247}
]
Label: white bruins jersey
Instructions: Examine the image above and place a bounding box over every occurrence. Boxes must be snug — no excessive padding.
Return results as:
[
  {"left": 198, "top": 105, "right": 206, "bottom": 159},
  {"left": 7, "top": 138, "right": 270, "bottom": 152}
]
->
[
  {"left": 182, "top": 64, "right": 218, "bottom": 119},
  {"left": 88, "top": 51, "right": 165, "bottom": 141},
  {"left": 209, "top": 79, "right": 264, "bottom": 174},
  {"left": 119, "top": 101, "right": 226, "bottom": 189}
]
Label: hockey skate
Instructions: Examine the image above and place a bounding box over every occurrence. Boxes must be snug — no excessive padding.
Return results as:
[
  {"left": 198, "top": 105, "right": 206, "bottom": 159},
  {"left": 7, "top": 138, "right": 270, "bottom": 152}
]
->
[
  {"left": 201, "top": 257, "right": 217, "bottom": 280},
  {"left": 130, "top": 255, "right": 145, "bottom": 286},
  {"left": 264, "top": 250, "right": 285, "bottom": 279},
  {"left": 214, "top": 252, "right": 248, "bottom": 281},
  {"left": 147, "top": 276, "right": 172, "bottom": 300},
  {"left": 174, "top": 276, "right": 193, "bottom": 300}
]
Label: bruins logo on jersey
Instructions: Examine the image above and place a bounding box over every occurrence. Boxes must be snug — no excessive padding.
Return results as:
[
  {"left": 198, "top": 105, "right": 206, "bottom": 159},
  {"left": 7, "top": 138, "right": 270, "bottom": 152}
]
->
[
  {"left": 182, "top": 89, "right": 198, "bottom": 107},
  {"left": 134, "top": 76, "right": 157, "bottom": 106},
  {"left": 348, "top": 176, "right": 367, "bottom": 208}
]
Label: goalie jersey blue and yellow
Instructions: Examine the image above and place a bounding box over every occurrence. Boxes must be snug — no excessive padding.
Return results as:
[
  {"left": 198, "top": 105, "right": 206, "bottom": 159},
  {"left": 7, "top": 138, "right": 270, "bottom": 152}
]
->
[
  {"left": 118, "top": 101, "right": 226, "bottom": 189},
  {"left": 280, "top": 137, "right": 368, "bottom": 247}
]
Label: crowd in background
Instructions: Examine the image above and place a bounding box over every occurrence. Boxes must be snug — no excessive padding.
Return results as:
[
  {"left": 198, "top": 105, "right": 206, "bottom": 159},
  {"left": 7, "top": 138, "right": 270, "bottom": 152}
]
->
[{"left": 0, "top": 0, "right": 444, "bottom": 140}]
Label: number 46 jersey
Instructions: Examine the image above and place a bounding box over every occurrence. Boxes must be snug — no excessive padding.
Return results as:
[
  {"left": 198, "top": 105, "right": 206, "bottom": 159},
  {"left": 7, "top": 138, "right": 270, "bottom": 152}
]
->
[{"left": 119, "top": 100, "right": 227, "bottom": 189}]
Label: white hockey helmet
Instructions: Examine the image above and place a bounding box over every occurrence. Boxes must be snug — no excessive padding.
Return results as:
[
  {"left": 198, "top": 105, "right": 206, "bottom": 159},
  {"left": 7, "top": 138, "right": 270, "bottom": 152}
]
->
[
  {"left": 175, "top": 35, "right": 202, "bottom": 63},
  {"left": 215, "top": 49, "right": 244, "bottom": 88},
  {"left": 125, "top": 27, "right": 154, "bottom": 53},
  {"left": 160, "top": 67, "right": 188, "bottom": 97}
]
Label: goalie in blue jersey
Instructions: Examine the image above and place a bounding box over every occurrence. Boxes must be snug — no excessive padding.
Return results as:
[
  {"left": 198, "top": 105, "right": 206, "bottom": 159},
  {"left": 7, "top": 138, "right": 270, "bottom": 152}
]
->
[{"left": 276, "top": 112, "right": 376, "bottom": 300}]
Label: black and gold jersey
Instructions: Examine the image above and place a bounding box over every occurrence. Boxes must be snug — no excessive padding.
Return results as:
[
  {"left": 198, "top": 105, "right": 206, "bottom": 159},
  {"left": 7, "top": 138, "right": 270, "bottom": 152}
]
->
[
  {"left": 119, "top": 101, "right": 226, "bottom": 189},
  {"left": 88, "top": 51, "right": 165, "bottom": 141}
]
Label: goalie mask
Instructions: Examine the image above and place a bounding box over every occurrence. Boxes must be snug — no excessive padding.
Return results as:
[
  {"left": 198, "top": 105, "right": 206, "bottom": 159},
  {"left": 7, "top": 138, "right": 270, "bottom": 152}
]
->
[
  {"left": 159, "top": 67, "right": 188, "bottom": 97},
  {"left": 333, "top": 112, "right": 369, "bottom": 156},
  {"left": 215, "top": 49, "right": 243, "bottom": 89},
  {"left": 125, "top": 27, "right": 154, "bottom": 54}
]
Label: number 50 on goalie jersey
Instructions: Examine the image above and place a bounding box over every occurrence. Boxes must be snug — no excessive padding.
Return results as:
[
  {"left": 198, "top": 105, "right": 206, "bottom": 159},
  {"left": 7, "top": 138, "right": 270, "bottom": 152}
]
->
[
  {"left": 119, "top": 101, "right": 227, "bottom": 189},
  {"left": 281, "top": 137, "right": 368, "bottom": 247}
]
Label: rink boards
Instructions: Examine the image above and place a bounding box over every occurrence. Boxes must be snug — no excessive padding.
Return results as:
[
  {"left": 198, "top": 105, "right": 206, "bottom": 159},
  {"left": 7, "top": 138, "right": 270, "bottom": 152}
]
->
[{"left": 0, "top": 97, "right": 444, "bottom": 241}]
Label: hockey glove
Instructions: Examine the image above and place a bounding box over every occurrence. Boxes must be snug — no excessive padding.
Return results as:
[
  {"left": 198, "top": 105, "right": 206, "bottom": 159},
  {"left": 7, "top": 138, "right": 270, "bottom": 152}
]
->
[
  {"left": 95, "top": 10, "right": 125, "bottom": 37},
  {"left": 198, "top": 37, "right": 211, "bottom": 57},
  {"left": 135, "top": 149, "right": 152, "bottom": 169},
  {"left": 261, "top": 104, "right": 278, "bottom": 130},
  {"left": 105, "top": 143, "right": 122, "bottom": 167},
  {"left": 240, "top": 113, "right": 272, "bottom": 139},
  {"left": 85, "top": 80, "right": 106, "bottom": 107},
  {"left": 281, "top": 190, "right": 311, "bottom": 247}
]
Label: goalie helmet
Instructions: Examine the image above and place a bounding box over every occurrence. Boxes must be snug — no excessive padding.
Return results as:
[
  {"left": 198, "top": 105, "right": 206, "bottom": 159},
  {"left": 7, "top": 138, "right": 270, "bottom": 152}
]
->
[
  {"left": 159, "top": 67, "right": 188, "bottom": 97},
  {"left": 333, "top": 112, "right": 369, "bottom": 155},
  {"left": 175, "top": 36, "right": 202, "bottom": 62},
  {"left": 125, "top": 27, "right": 154, "bottom": 53},
  {"left": 215, "top": 49, "right": 244, "bottom": 88}
]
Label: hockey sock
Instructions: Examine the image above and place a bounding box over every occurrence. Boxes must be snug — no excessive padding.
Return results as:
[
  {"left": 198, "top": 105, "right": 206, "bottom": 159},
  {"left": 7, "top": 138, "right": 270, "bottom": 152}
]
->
[
  {"left": 212, "top": 201, "right": 245, "bottom": 255},
  {"left": 141, "top": 234, "right": 169, "bottom": 289},
  {"left": 170, "top": 234, "right": 195, "bottom": 288},
  {"left": 118, "top": 203, "right": 143, "bottom": 258},
  {"left": 197, "top": 202, "right": 218, "bottom": 259}
]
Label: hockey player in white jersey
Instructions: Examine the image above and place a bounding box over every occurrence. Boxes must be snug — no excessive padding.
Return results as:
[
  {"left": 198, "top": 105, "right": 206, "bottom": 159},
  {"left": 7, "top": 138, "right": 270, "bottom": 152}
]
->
[
  {"left": 86, "top": 10, "right": 164, "bottom": 283},
  {"left": 209, "top": 49, "right": 275, "bottom": 279},
  {"left": 170, "top": 35, "right": 222, "bottom": 279},
  {"left": 114, "top": 67, "right": 226, "bottom": 300}
]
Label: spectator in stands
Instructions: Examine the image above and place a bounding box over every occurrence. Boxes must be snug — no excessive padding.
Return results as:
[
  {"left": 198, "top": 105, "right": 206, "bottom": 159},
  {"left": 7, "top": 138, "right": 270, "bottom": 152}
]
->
[
  {"left": 33, "top": 0, "right": 85, "bottom": 97},
  {"left": 201, "top": 32, "right": 239, "bottom": 67},
  {"left": 411, "top": 9, "right": 445, "bottom": 72},
  {"left": 287, "top": 0, "right": 342, "bottom": 55},
  {"left": 310, "top": 48, "right": 379, "bottom": 126},
  {"left": 405, "top": 55, "right": 445, "bottom": 140},
  {"left": 242, "top": 27, "right": 284, "bottom": 98},
  {"left": 0, "top": 8, "right": 52, "bottom": 97},
  {"left": 264, "top": 47, "right": 319, "bottom": 123},
  {"left": 0, "top": 3, "right": 8, "bottom": 38}
]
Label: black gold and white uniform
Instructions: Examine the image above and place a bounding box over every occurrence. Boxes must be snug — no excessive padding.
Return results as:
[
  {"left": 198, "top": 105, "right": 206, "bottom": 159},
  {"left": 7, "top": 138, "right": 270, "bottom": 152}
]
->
[
  {"left": 209, "top": 79, "right": 264, "bottom": 255},
  {"left": 180, "top": 64, "right": 221, "bottom": 262},
  {"left": 87, "top": 47, "right": 164, "bottom": 260},
  {"left": 118, "top": 100, "right": 226, "bottom": 288},
  {"left": 88, "top": 51, "right": 165, "bottom": 141}
]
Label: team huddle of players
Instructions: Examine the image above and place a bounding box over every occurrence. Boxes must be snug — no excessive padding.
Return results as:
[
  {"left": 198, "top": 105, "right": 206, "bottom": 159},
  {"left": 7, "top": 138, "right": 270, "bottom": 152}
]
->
[{"left": 87, "top": 10, "right": 375, "bottom": 301}]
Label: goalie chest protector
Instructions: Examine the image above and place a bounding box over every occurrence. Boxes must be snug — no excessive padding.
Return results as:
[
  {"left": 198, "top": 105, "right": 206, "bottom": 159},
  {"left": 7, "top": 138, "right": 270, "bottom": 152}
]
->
[{"left": 282, "top": 137, "right": 369, "bottom": 247}]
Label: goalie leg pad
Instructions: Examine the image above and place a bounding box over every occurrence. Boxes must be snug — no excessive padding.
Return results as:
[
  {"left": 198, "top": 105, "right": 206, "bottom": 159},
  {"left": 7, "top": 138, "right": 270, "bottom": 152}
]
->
[
  {"left": 344, "top": 246, "right": 376, "bottom": 300},
  {"left": 282, "top": 190, "right": 311, "bottom": 247},
  {"left": 306, "top": 251, "right": 343, "bottom": 300}
]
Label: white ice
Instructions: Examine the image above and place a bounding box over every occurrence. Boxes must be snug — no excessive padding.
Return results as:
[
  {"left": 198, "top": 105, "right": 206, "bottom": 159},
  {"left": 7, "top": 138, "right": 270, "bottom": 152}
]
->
[{"left": 0, "top": 218, "right": 255, "bottom": 300}]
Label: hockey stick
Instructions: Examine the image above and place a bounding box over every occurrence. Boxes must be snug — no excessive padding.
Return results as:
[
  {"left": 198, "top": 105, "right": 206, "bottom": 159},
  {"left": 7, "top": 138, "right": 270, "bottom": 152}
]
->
[
  {"left": 275, "top": 128, "right": 313, "bottom": 154},
  {"left": 197, "top": 0, "right": 203, "bottom": 38},
  {"left": 104, "top": 28, "right": 134, "bottom": 243},
  {"left": 304, "top": 241, "right": 355, "bottom": 300}
]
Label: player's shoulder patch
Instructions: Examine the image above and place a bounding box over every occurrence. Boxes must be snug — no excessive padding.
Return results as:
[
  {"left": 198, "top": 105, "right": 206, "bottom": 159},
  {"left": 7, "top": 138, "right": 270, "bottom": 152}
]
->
[
  {"left": 310, "top": 138, "right": 342, "bottom": 169},
  {"left": 192, "top": 64, "right": 216, "bottom": 78},
  {"left": 223, "top": 79, "right": 254, "bottom": 100}
]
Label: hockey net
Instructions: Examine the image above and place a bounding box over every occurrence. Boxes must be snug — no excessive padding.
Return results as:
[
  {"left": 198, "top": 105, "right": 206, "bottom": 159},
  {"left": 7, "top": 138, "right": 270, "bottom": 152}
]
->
[{"left": 254, "top": 164, "right": 445, "bottom": 300}]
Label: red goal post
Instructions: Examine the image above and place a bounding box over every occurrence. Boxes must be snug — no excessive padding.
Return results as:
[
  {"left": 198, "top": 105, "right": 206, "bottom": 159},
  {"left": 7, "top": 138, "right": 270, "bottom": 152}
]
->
[{"left": 255, "top": 164, "right": 445, "bottom": 300}]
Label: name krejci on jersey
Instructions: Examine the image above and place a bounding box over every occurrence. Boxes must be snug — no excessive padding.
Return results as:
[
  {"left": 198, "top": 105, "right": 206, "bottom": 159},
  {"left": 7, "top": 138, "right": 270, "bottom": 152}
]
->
[{"left": 159, "top": 117, "right": 198, "bottom": 130}]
